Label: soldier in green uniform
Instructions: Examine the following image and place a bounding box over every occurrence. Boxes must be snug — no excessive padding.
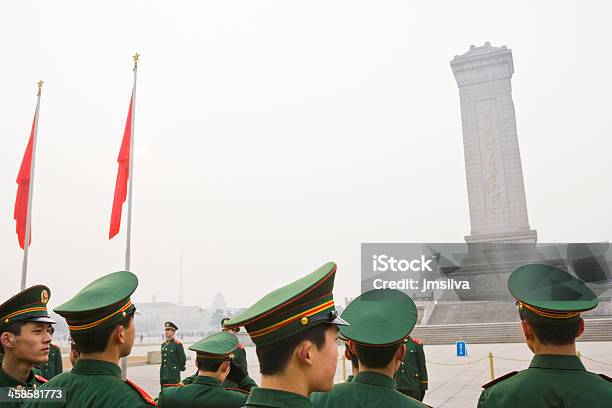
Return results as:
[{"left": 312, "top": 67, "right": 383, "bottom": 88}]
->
[
  {"left": 220, "top": 317, "right": 249, "bottom": 388},
  {"left": 310, "top": 288, "right": 428, "bottom": 408},
  {"left": 478, "top": 263, "right": 612, "bottom": 408},
  {"left": 224, "top": 261, "right": 349, "bottom": 408},
  {"left": 394, "top": 336, "right": 428, "bottom": 401},
  {"left": 158, "top": 331, "right": 257, "bottom": 407},
  {"left": 0, "top": 285, "right": 55, "bottom": 407},
  {"left": 37, "top": 327, "right": 63, "bottom": 380},
  {"left": 22, "top": 271, "right": 157, "bottom": 407},
  {"left": 160, "top": 321, "right": 186, "bottom": 387}
]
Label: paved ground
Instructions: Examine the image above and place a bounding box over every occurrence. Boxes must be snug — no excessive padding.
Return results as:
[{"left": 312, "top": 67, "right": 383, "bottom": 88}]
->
[{"left": 124, "top": 341, "right": 611, "bottom": 407}]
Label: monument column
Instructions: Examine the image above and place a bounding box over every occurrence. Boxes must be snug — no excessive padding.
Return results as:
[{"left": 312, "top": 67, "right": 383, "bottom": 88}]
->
[{"left": 451, "top": 42, "right": 537, "bottom": 243}]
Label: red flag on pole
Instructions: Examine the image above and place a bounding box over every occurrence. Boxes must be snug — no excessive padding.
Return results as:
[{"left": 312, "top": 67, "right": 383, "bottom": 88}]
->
[
  {"left": 14, "top": 116, "right": 36, "bottom": 249},
  {"left": 109, "top": 96, "right": 133, "bottom": 239}
]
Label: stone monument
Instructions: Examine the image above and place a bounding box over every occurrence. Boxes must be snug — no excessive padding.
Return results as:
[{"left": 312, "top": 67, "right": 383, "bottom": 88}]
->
[{"left": 451, "top": 42, "right": 537, "bottom": 244}]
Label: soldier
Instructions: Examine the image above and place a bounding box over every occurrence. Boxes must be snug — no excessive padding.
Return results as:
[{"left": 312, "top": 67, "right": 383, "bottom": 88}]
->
[
  {"left": 160, "top": 321, "right": 186, "bottom": 387},
  {"left": 478, "top": 263, "right": 612, "bottom": 407},
  {"left": 182, "top": 317, "right": 249, "bottom": 388},
  {"left": 310, "top": 289, "right": 428, "bottom": 407},
  {"left": 0, "top": 285, "right": 55, "bottom": 407},
  {"left": 22, "top": 271, "right": 157, "bottom": 407},
  {"left": 37, "top": 326, "right": 63, "bottom": 380},
  {"left": 158, "top": 332, "right": 257, "bottom": 407},
  {"left": 219, "top": 317, "right": 249, "bottom": 387},
  {"left": 394, "top": 336, "right": 428, "bottom": 401},
  {"left": 223, "top": 261, "right": 349, "bottom": 407}
]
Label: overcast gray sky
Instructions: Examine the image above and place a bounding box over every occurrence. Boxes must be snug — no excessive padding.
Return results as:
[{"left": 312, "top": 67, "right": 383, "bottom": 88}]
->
[{"left": 1, "top": 1, "right": 610, "bottom": 311}]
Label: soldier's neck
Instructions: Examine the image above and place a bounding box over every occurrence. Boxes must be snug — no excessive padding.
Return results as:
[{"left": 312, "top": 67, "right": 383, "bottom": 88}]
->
[
  {"left": 1, "top": 353, "right": 33, "bottom": 383},
  {"left": 198, "top": 369, "right": 223, "bottom": 382},
  {"left": 260, "top": 372, "right": 310, "bottom": 398},
  {"left": 533, "top": 341, "right": 577, "bottom": 356},
  {"left": 359, "top": 364, "right": 395, "bottom": 379},
  {"left": 79, "top": 348, "right": 122, "bottom": 366}
]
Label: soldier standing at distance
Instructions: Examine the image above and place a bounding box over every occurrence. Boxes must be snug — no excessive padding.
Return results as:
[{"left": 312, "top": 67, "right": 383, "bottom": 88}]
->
[
  {"left": 478, "top": 264, "right": 612, "bottom": 407},
  {"left": 160, "top": 322, "right": 186, "bottom": 387},
  {"left": 0, "top": 285, "right": 55, "bottom": 407},
  {"left": 394, "top": 336, "right": 428, "bottom": 401}
]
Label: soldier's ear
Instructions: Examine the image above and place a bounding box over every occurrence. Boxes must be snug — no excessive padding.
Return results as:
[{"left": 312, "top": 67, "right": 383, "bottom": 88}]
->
[
  {"left": 576, "top": 318, "right": 585, "bottom": 338},
  {"left": 396, "top": 343, "right": 406, "bottom": 363},
  {"left": 520, "top": 319, "right": 534, "bottom": 341},
  {"left": 0, "top": 332, "right": 15, "bottom": 350},
  {"left": 296, "top": 340, "right": 314, "bottom": 366}
]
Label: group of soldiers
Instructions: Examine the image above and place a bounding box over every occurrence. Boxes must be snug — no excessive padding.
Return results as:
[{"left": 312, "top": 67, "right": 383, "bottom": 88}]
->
[{"left": 0, "top": 262, "right": 610, "bottom": 407}]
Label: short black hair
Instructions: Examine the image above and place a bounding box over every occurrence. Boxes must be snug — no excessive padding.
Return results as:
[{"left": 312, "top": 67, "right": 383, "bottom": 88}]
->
[
  {"left": 354, "top": 342, "right": 400, "bottom": 369},
  {"left": 70, "top": 315, "right": 133, "bottom": 354},
  {"left": 0, "top": 321, "right": 26, "bottom": 354},
  {"left": 524, "top": 315, "right": 581, "bottom": 346},
  {"left": 256, "top": 324, "right": 332, "bottom": 375},
  {"left": 196, "top": 359, "right": 225, "bottom": 372}
]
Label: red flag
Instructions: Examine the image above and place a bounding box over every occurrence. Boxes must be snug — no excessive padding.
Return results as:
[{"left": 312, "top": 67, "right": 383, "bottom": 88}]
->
[
  {"left": 14, "top": 115, "right": 37, "bottom": 249},
  {"left": 109, "top": 96, "right": 133, "bottom": 239}
]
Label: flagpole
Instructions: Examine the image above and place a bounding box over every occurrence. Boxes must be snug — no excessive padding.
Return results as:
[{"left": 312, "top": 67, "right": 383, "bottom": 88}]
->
[
  {"left": 20, "top": 80, "right": 43, "bottom": 290},
  {"left": 121, "top": 53, "right": 139, "bottom": 379}
]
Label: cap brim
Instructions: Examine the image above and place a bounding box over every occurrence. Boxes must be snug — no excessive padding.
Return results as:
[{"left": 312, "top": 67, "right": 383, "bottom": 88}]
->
[
  {"left": 331, "top": 315, "right": 350, "bottom": 326},
  {"left": 26, "top": 316, "right": 56, "bottom": 324}
]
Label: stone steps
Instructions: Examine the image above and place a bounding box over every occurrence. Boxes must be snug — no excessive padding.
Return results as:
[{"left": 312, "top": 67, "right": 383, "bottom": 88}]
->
[{"left": 411, "top": 318, "right": 612, "bottom": 345}]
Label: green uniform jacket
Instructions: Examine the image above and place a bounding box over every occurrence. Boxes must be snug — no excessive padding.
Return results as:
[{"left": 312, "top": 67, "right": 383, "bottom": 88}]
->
[
  {"left": 22, "top": 359, "right": 156, "bottom": 408},
  {"left": 160, "top": 339, "right": 186, "bottom": 385},
  {"left": 310, "top": 371, "right": 429, "bottom": 408},
  {"left": 158, "top": 375, "right": 249, "bottom": 407},
  {"left": 243, "top": 388, "right": 312, "bottom": 407},
  {"left": 0, "top": 366, "right": 48, "bottom": 408},
  {"left": 395, "top": 339, "right": 428, "bottom": 392},
  {"left": 38, "top": 344, "right": 63, "bottom": 380},
  {"left": 478, "top": 354, "right": 612, "bottom": 408}
]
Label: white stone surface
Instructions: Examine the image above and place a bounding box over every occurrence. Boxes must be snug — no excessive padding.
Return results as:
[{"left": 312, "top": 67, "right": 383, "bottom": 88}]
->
[{"left": 451, "top": 43, "right": 537, "bottom": 243}]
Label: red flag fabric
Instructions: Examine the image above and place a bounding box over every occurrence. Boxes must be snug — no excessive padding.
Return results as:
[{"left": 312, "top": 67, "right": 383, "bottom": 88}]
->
[
  {"left": 14, "top": 116, "right": 37, "bottom": 249},
  {"left": 109, "top": 96, "right": 133, "bottom": 239}
]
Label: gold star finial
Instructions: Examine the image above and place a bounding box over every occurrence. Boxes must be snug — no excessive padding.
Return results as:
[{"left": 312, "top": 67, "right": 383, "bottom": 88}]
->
[
  {"left": 133, "top": 52, "right": 140, "bottom": 67},
  {"left": 37, "top": 79, "right": 44, "bottom": 96}
]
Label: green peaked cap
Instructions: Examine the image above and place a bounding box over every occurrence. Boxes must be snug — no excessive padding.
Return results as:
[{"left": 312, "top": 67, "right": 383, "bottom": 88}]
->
[
  {"left": 339, "top": 289, "right": 417, "bottom": 345},
  {"left": 508, "top": 264, "right": 598, "bottom": 324},
  {"left": 0, "top": 285, "right": 55, "bottom": 333},
  {"left": 224, "top": 262, "right": 348, "bottom": 347},
  {"left": 189, "top": 332, "right": 239, "bottom": 361},
  {"left": 54, "top": 271, "right": 138, "bottom": 333}
]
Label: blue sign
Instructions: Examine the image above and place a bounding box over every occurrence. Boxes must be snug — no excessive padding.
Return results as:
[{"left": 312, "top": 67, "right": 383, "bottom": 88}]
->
[{"left": 456, "top": 341, "right": 467, "bottom": 357}]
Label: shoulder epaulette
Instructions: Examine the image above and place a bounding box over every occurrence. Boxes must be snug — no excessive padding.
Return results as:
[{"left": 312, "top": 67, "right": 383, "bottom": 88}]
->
[
  {"left": 599, "top": 373, "right": 612, "bottom": 383},
  {"left": 35, "top": 374, "right": 48, "bottom": 383},
  {"left": 482, "top": 371, "right": 518, "bottom": 389},
  {"left": 125, "top": 379, "right": 158, "bottom": 406},
  {"left": 411, "top": 338, "right": 424, "bottom": 345},
  {"left": 225, "top": 387, "right": 249, "bottom": 395},
  {"left": 173, "top": 339, "right": 182, "bottom": 344},
  {"left": 237, "top": 343, "right": 245, "bottom": 350}
]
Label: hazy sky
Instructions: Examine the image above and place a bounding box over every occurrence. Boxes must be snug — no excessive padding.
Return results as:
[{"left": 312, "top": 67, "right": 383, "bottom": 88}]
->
[{"left": 1, "top": 1, "right": 610, "bottom": 311}]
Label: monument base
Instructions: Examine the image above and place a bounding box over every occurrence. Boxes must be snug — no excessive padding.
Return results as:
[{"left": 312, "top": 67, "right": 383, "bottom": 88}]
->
[{"left": 465, "top": 229, "right": 538, "bottom": 244}]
